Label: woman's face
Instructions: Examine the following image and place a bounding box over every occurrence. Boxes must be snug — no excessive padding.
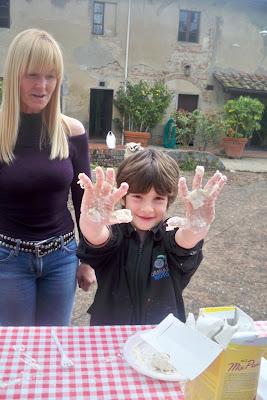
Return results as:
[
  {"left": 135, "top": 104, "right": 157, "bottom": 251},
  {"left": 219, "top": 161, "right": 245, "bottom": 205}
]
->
[{"left": 20, "top": 69, "right": 57, "bottom": 113}]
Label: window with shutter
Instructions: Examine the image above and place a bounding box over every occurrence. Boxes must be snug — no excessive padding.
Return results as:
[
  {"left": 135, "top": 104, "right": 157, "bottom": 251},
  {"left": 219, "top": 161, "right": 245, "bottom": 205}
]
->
[
  {"left": 178, "top": 10, "right": 200, "bottom": 43},
  {"left": 0, "top": 0, "right": 10, "bottom": 29}
]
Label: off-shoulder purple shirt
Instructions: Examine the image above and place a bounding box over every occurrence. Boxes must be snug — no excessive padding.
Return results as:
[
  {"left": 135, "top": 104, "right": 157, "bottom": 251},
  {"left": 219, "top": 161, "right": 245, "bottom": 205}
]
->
[{"left": 0, "top": 113, "right": 91, "bottom": 240}]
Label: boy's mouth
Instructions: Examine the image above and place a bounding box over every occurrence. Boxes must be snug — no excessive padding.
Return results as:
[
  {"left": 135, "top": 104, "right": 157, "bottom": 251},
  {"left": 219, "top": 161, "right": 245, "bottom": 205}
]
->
[{"left": 136, "top": 215, "right": 155, "bottom": 221}]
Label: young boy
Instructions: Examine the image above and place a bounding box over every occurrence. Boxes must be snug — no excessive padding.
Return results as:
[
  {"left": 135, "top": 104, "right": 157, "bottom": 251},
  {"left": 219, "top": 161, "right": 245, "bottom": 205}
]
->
[{"left": 77, "top": 149, "right": 227, "bottom": 325}]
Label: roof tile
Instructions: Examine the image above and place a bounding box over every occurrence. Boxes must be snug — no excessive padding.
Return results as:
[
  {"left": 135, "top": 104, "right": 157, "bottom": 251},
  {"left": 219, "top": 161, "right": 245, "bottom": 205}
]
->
[{"left": 214, "top": 70, "right": 267, "bottom": 92}]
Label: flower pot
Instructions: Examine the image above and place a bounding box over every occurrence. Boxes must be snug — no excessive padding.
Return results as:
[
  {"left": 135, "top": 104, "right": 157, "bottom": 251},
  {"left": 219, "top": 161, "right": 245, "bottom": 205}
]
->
[
  {"left": 222, "top": 137, "right": 248, "bottom": 159},
  {"left": 124, "top": 131, "right": 151, "bottom": 147}
]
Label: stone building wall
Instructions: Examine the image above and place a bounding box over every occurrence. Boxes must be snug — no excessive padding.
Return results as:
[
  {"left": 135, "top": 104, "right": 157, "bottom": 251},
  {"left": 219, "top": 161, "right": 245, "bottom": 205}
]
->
[{"left": 0, "top": 0, "right": 266, "bottom": 144}]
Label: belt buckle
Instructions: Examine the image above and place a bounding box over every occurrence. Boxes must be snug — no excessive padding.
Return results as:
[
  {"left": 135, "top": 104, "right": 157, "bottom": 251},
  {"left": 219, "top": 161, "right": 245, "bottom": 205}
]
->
[{"left": 35, "top": 244, "right": 46, "bottom": 257}]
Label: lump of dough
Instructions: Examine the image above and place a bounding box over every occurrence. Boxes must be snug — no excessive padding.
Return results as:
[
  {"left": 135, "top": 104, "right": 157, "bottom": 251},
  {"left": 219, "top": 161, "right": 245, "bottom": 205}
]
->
[
  {"left": 186, "top": 188, "right": 207, "bottom": 209},
  {"left": 151, "top": 352, "right": 176, "bottom": 373},
  {"left": 111, "top": 209, "right": 133, "bottom": 223},
  {"left": 195, "top": 165, "right": 204, "bottom": 177}
]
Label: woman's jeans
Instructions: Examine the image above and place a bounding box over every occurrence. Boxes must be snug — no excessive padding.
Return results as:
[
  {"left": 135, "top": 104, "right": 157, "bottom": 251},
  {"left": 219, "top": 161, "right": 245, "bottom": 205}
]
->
[{"left": 0, "top": 238, "right": 78, "bottom": 326}]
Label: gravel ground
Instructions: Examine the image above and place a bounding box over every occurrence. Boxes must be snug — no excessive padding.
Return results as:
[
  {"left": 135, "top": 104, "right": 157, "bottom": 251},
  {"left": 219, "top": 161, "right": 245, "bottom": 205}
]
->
[{"left": 71, "top": 170, "right": 267, "bottom": 325}]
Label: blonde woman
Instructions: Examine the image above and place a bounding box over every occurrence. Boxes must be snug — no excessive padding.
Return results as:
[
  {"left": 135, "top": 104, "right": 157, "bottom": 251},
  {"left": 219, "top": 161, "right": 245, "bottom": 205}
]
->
[{"left": 0, "top": 29, "right": 95, "bottom": 326}]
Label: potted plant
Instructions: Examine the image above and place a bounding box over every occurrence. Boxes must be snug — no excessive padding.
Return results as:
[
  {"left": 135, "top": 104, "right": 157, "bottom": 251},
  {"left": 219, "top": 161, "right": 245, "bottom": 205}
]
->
[
  {"left": 194, "top": 111, "right": 227, "bottom": 151},
  {"left": 114, "top": 80, "right": 172, "bottom": 146},
  {"left": 223, "top": 96, "right": 264, "bottom": 158},
  {"left": 171, "top": 109, "right": 199, "bottom": 147},
  {"left": 171, "top": 109, "right": 227, "bottom": 151}
]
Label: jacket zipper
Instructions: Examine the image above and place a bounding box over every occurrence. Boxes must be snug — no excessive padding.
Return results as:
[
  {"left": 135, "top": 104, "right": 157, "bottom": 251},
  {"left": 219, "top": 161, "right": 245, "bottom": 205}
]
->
[{"left": 134, "top": 240, "right": 144, "bottom": 323}]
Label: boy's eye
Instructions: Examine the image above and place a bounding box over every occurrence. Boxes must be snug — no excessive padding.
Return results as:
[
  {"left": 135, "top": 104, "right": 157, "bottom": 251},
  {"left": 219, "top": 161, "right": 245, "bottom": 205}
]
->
[
  {"left": 131, "top": 194, "right": 142, "bottom": 199},
  {"left": 155, "top": 196, "right": 166, "bottom": 201}
]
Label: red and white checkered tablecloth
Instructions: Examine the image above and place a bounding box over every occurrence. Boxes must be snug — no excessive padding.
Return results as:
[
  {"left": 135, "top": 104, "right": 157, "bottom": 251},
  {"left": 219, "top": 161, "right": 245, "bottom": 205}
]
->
[{"left": 0, "top": 322, "right": 266, "bottom": 400}]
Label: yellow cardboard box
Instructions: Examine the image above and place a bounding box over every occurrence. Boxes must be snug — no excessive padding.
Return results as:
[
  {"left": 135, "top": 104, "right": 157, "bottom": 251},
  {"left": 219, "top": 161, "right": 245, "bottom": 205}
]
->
[{"left": 185, "top": 306, "right": 267, "bottom": 400}]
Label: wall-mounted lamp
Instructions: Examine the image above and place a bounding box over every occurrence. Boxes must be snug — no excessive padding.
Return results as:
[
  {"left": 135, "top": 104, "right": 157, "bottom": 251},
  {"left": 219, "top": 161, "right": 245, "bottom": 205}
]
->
[
  {"left": 183, "top": 63, "right": 191, "bottom": 77},
  {"left": 259, "top": 29, "right": 267, "bottom": 37}
]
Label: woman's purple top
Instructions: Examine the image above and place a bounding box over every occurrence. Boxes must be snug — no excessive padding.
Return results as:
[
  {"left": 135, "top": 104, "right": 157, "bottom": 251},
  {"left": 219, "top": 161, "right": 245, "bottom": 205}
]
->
[{"left": 0, "top": 113, "right": 91, "bottom": 240}]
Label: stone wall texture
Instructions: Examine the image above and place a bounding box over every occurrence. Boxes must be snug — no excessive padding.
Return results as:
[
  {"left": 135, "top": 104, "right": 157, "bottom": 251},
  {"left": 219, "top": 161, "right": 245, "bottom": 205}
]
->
[{"left": 88, "top": 147, "right": 225, "bottom": 171}]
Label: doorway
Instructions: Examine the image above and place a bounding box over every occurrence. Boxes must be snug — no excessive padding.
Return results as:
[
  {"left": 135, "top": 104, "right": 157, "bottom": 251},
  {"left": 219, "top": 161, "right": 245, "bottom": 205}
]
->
[{"left": 89, "top": 88, "right": 114, "bottom": 140}]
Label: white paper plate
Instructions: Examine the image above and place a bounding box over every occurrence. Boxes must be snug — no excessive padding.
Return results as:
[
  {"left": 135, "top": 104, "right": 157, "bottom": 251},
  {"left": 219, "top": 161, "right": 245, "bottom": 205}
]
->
[
  {"left": 123, "top": 331, "right": 186, "bottom": 382},
  {"left": 257, "top": 357, "right": 267, "bottom": 400}
]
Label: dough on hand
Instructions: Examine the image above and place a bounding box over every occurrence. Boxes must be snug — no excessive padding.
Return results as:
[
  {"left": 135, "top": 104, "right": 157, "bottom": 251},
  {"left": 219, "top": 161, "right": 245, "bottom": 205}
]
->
[
  {"left": 195, "top": 165, "right": 205, "bottom": 177},
  {"left": 166, "top": 216, "right": 186, "bottom": 231},
  {"left": 186, "top": 188, "right": 208, "bottom": 209},
  {"left": 86, "top": 207, "right": 132, "bottom": 224},
  {"left": 110, "top": 209, "right": 133, "bottom": 224}
]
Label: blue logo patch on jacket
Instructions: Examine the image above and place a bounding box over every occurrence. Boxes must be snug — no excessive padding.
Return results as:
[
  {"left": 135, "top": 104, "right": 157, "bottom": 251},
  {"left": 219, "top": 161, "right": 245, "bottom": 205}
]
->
[{"left": 151, "top": 255, "right": 170, "bottom": 280}]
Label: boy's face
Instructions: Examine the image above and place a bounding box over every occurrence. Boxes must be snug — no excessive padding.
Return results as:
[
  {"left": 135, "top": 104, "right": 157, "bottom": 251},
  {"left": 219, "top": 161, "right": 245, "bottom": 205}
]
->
[{"left": 123, "top": 187, "right": 168, "bottom": 232}]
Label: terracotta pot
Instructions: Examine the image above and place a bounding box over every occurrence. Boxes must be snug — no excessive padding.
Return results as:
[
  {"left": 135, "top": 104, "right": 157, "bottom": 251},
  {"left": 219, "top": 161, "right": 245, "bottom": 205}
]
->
[
  {"left": 124, "top": 131, "right": 151, "bottom": 147},
  {"left": 222, "top": 137, "right": 248, "bottom": 159}
]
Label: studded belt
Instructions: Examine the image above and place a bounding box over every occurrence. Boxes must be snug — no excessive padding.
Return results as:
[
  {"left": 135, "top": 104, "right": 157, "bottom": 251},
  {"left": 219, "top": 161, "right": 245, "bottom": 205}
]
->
[{"left": 0, "top": 232, "right": 75, "bottom": 257}]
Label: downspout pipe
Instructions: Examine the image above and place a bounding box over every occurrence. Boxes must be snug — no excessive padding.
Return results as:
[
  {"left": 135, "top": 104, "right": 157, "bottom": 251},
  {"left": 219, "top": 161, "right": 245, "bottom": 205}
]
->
[
  {"left": 124, "top": 0, "right": 131, "bottom": 90},
  {"left": 122, "top": 0, "right": 131, "bottom": 144}
]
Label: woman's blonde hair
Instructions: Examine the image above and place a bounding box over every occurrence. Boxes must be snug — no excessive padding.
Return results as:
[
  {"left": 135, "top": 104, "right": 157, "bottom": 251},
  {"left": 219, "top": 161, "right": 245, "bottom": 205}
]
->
[{"left": 0, "top": 28, "right": 69, "bottom": 163}]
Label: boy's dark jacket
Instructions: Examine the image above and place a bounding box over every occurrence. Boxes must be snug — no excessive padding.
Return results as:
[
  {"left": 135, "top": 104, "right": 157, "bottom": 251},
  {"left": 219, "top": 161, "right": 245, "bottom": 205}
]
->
[{"left": 77, "top": 222, "right": 203, "bottom": 326}]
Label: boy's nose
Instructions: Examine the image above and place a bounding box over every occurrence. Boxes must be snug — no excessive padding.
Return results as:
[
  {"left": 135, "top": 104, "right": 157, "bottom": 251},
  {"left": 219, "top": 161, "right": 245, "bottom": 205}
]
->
[{"left": 140, "top": 202, "right": 153, "bottom": 213}]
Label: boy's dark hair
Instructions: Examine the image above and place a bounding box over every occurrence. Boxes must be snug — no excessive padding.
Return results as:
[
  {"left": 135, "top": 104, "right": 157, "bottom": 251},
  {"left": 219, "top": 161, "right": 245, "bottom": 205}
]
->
[{"left": 116, "top": 148, "right": 180, "bottom": 206}]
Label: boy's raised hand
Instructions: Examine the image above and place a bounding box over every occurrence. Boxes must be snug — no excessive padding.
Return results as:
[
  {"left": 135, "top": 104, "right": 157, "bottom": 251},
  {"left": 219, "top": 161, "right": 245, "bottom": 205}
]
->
[
  {"left": 166, "top": 166, "right": 227, "bottom": 235},
  {"left": 78, "top": 167, "right": 132, "bottom": 226}
]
